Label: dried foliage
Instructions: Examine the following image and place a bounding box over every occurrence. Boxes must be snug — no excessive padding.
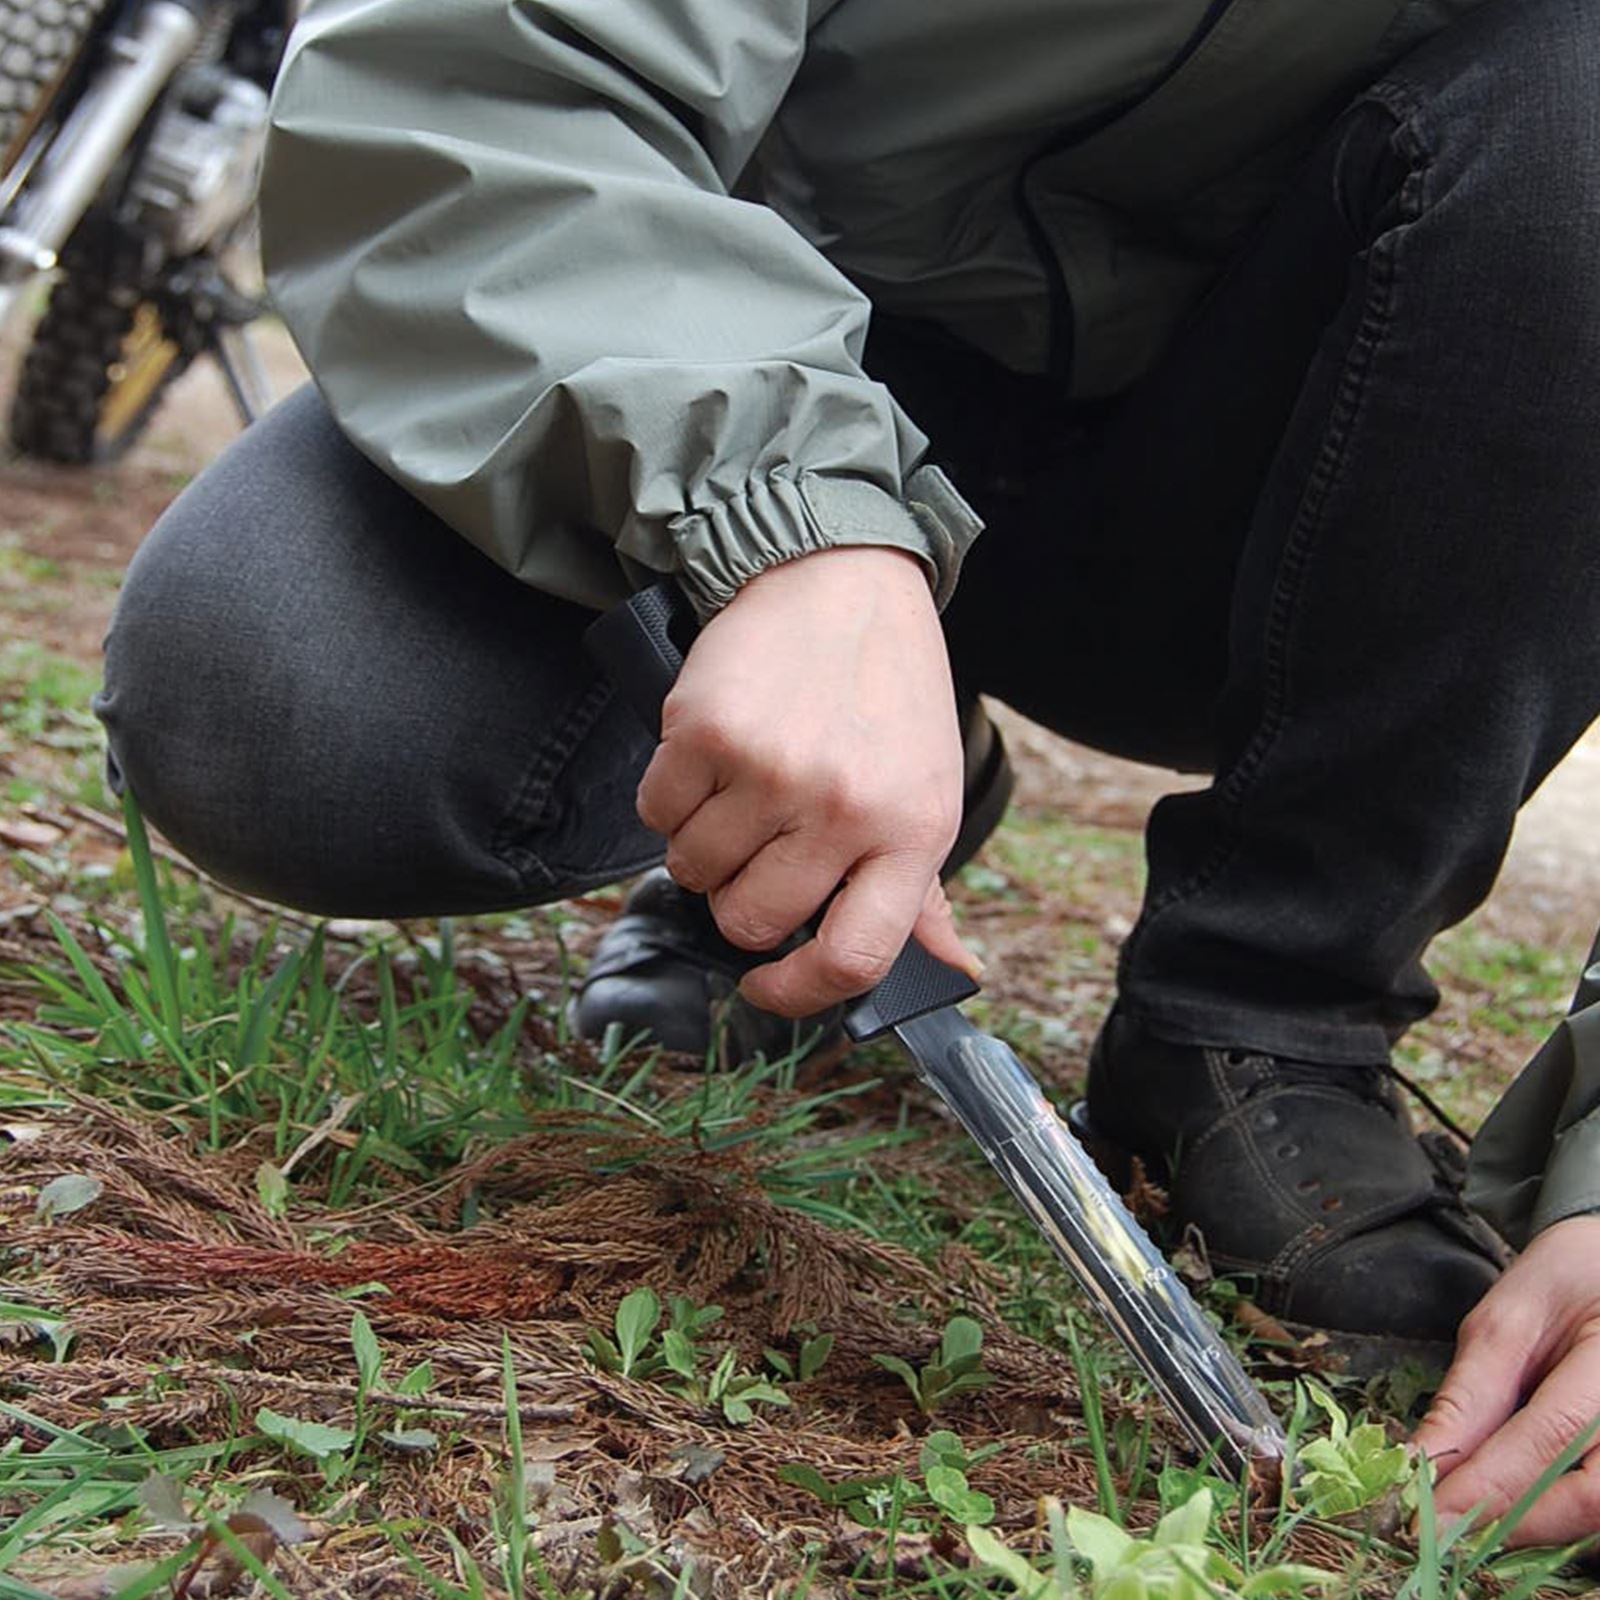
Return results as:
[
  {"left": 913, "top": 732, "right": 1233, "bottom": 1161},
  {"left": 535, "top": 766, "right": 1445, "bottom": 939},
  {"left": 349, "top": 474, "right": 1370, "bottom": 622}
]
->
[{"left": 1, "top": 1096, "right": 1110, "bottom": 1595}]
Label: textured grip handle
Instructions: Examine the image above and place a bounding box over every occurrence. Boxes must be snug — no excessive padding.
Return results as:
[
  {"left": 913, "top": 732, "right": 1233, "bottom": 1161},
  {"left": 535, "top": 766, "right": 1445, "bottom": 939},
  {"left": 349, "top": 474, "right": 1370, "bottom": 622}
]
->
[
  {"left": 843, "top": 941, "right": 979, "bottom": 1041},
  {"left": 585, "top": 580, "right": 981, "bottom": 1023},
  {"left": 583, "top": 581, "right": 699, "bottom": 736}
]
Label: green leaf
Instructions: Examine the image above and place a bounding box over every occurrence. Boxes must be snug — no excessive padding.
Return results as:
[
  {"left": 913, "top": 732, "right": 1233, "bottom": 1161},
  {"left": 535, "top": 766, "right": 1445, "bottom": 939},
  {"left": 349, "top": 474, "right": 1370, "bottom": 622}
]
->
[
  {"left": 923, "top": 1463, "right": 970, "bottom": 1507},
  {"left": 935, "top": 1370, "right": 994, "bottom": 1402},
  {"left": 255, "top": 1161, "right": 289, "bottom": 1219},
  {"left": 255, "top": 1407, "right": 355, "bottom": 1461},
  {"left": 1238, "top": 1563, "right": 1340, "bottom": 1595},
  {"left": 378, "top": 1427, "right": 440, "bottom": 1455},
  {"left": 35, "top": 1174, "right": 102, "bottom": 1220},
  {"left": 396, "top": 1359, "right": 435, "bottom": 1397},
  {"left": 1152, "top": 1487, "right": 1212, "bottom": 1549},
  {"left": 1100, "top": 1571, "right": 1150, "bottom": 1600},
  {"left": 660, "top": 1328, "right": 698, "bottom": 1379},
  {"left": 937, "top": 1314, "right": 983, "bottom": 1367},
  {"left": 763, "top": 1347, "right": 795, "bottom": 1379},
  {"left": 799, "top": 1332, "right": 834, "bottom": 1381},
  {"left": 778, "top": 1464, "right": 837, "bottom": 1504},
  {"left": 350, "top": 1309, "right": 382, "bottom": 1396},
  {"left": 614, "top": 1287, "right": 660, "bottom": 1377},
  {"left": 585, "top": 1330, "right": 623, "bottom": 1373},
  {"left": 730, "top": 1381, "right": 789, "bottom": 1408},
  {"left": 706, "top": 1346, "right": 738, "bottom": 1402},
  {"left": 950, "top": 1487, "right": 995, "bottom": 1525},
  {"left": 1302, "top": 1380, "right": 1349, "bottom": 1445},
  {"left": 137, "top": 1473, "right": 192, "bottom": 1532},
  {"left": 920, "top": 1430, "right": 966, "bottom": 1474},
  {"left": 0, "top": 1301, "right": 73, "bottom": 1363},
  {"left": 965, "top": 1523, "right": 1050, "bottom": 1596},
  {"left": 871, "top": 1353, "right": 921, "bottom": 1400},
  {"left": 722, "top": 1396, "right": 754, "bottom": 1425},
  {"left": 1066, "top": 1504, "right": 1136, "bottom": 1580}
]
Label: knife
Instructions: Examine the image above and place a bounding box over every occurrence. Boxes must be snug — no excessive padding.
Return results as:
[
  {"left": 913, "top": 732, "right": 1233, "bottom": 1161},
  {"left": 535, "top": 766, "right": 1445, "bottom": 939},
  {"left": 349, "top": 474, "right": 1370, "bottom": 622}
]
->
[{"left": 585, "top": 580, "right": 1288, "bottom": 1478}]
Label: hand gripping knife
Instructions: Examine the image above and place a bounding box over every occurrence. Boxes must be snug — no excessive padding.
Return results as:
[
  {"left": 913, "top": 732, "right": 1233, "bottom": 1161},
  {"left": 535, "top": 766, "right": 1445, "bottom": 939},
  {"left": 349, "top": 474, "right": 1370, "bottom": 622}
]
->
[{"left": 586, "top": 581, "right": 1288, "bottom": 1479}]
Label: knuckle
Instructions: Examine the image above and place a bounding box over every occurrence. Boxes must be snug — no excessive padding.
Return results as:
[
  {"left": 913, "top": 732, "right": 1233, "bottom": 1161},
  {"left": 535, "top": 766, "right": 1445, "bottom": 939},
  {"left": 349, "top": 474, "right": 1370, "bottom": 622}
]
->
[
  {"left": 712, "top": 899, "right": 784, "bottom": 953},
  {"left": 818, "top": 937, "right": 895, "bottom": 993},
  {"left": 664, "top": 850, "right": 707, "bottom": 893},
  {"left": 1423, "top": 1387, "right": 1473, "bottom": 1434},
  {"left": 1529, "top": 1402, "right": 1600, "bottom": 1462},
  {"left": 898, "top": 795, "right": 960, "bottom": 854},
  {"left": 1460, "top": 1297, "right": 1527, "bottom": 1351}
]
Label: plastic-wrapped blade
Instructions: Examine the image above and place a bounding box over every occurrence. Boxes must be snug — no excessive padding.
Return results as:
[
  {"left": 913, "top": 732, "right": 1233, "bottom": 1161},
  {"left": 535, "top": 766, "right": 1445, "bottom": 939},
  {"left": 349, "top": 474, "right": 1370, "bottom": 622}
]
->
[{"left": 895, "top": 1007, "right": 1288, "bottom": 1477}]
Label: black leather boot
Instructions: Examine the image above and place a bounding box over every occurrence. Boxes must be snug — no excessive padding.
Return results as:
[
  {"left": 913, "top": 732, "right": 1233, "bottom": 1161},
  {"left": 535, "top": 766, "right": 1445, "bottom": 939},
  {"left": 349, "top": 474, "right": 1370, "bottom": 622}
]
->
[
  {"left": 1080, "top": 1006, "right": 1507, "bottom": 1372},
  {"left": 570, "top": 696, "right": 1013, "bottom": 1061}
]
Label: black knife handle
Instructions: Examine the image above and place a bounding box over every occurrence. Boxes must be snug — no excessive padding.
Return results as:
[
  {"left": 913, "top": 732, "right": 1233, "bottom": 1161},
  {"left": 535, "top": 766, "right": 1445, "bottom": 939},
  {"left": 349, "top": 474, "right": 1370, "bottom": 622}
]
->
[{"left": 583, "top": 580, "right": 980, "bottom": 1039}]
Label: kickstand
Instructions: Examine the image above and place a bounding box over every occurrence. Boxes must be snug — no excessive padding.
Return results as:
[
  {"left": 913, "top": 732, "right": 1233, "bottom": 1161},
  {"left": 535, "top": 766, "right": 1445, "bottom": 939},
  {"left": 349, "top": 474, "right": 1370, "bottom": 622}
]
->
[{"left": 208, "top": 321, "right": 273, "bottom": 428}]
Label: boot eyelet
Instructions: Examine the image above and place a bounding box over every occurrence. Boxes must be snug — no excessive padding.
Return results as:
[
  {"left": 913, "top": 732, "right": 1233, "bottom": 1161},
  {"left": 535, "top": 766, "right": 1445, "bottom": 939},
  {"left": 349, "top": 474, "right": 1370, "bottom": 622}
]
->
[
  {"left": 1321, "top": 1196, "right": 1343, "bottom": 1212},
  {"left": 1277, "top": 1143, "right": 1300, "bottom": 1160},
  {"left": 1224, "top": 1049, "right": 1250, "bottom": 1067},
  {"left": 1296, "top": 1177, "right": 1319, "bottom": 1193}
]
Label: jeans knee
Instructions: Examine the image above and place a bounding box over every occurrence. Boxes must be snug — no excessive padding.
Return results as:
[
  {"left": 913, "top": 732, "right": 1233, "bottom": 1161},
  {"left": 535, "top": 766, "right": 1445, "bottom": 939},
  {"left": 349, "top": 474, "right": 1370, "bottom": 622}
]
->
[{"left": 1406, "top": 0, "right": 1600, "bottom": 272}]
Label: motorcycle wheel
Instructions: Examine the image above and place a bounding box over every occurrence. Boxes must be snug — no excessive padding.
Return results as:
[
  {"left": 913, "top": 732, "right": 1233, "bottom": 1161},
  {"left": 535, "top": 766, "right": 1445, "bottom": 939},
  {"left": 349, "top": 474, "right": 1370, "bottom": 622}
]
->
[
  {"left": 10, "top": 249, "right": 197, "bottom": 463},
  {"left": 0, "top": 0, "right": 109, "bottom": 178}
]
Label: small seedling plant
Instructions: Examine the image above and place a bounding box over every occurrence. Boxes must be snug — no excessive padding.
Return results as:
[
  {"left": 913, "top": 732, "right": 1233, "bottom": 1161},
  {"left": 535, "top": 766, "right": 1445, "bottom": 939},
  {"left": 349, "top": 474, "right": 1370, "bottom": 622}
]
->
[
  {"left": 783, "top": 1430, "right": 1000, "bottom": 1532},
  {"left": 1289, "top": 1381, "right": 1412, "bottom": 1518},
  {"left": 872, "top": 1313, "right": 993, "bottom": 1415},
  {"left": 967, "top": 1486, "right": 1338, "bottom": 1600},
  {"left": 585, "top": 1287, "right": 799, "bottom": 1425},
  {"left": 255, "top": 1309, "right": 439, "bottom": 1485}
]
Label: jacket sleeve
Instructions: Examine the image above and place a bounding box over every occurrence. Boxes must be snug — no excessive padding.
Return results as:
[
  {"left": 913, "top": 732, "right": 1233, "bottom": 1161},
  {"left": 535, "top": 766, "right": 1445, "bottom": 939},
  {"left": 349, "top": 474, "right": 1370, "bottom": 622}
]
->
[
  {"left": 258, "top": 0, "right": 981, "bottom": 620},
  {"left": 1466, "top": 928, "right": 1600, "bottom": 1249}
]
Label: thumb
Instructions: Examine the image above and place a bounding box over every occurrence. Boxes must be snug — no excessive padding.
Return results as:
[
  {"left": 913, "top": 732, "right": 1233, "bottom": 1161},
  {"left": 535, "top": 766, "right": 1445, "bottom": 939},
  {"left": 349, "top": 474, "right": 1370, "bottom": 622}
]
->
[{"left": 911, "top": 879, "right": 984, "bottom": 982}]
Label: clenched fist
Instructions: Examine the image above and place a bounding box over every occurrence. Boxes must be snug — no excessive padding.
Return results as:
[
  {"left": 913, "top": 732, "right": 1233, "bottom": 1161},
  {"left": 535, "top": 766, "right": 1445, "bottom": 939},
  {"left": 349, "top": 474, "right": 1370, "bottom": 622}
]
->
[{"left": 635, "top": 545, "right": 981, "bottom": 1016}]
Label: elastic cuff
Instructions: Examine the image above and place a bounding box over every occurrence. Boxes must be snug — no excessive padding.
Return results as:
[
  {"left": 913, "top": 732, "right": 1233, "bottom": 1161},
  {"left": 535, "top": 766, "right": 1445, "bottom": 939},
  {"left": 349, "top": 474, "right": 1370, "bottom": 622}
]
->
[
  {"left": 669, "top": 466, "right": 982, "bottom": 621},
  {"left": 1526, "top": 1105, "right": 1600, "bottom": 1238}
]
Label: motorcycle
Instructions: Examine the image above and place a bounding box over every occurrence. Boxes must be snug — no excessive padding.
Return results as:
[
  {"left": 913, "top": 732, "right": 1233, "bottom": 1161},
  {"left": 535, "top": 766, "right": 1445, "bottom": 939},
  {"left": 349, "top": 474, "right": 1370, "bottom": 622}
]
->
[{"left": 0, "top": 0, "right": 289, "bottom": 462}]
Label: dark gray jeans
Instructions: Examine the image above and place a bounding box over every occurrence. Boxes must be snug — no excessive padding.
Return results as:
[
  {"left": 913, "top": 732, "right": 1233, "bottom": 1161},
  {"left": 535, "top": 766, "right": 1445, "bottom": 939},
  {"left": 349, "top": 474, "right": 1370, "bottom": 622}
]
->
[{"left": 98, "top": 0, "right": 1600, "bottom": 1064}]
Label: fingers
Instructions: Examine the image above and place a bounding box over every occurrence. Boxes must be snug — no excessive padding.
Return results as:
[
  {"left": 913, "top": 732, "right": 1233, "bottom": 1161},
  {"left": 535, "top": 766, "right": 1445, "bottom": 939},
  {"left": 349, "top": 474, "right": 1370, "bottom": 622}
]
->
[
  {"left": 1416, "top": 1290, "right": 1546, "bottom": 1482},
  {"left": 1428, "top": 1325, "right": 1600, "bottom": 1539},
  {"left": 709, "top": 828, "right": 854, "bottom": 953},
  {"left": 1490, "top": 1449, "right": 1600, "bottom": 1548},
  {"left": 635, "top": 718, "right": 720, "bottom": 839},
  {"left": 663, "top": 790, "right": 789, "bottom": 896},
  {"left": 911, "top": 878, "right": 984, "bottom": 980},
  {"left": 738, "top": 851, "right": 932, "bottom": 1016}
]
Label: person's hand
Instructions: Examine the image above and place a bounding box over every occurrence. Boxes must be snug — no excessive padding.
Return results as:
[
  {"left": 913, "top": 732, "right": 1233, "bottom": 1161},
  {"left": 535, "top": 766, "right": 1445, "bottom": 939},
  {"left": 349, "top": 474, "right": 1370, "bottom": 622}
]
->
[
  {"left": 634, "top": 544, "right": 980, "bottom": 1017},
  {"left": 1414, "top": 1214, "right": 1600, "bottom": 1546}
]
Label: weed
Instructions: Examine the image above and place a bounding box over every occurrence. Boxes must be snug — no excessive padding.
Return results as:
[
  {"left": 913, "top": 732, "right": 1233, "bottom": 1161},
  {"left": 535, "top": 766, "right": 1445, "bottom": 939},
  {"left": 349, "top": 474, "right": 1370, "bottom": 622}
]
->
[
  {"left": 873, "top": 1313, "right": 993, "bottom": 1415},
  {"left": 1290, "top": 1382, "right": 1411, "bottom": 1519},
  {"left": 782, "top": 1430, "right": 999, "bottom": 1532},
  {"left": 968, "top": 1486, "right": 1339, "bottom": 1599},
  {"left": 585, "top": 1288, "right": 793, "bottom": 1425}
]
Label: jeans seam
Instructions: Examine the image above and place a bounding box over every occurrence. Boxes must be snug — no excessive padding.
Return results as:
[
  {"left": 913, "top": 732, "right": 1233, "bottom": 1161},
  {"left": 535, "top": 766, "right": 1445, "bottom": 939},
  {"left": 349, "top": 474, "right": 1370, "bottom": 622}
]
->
[
  {"left": 1121, "top": 93, "right": 1433, "bottom": 968},
  {"left": 489, "top": 674, "right": 617, "bottom": 891}
]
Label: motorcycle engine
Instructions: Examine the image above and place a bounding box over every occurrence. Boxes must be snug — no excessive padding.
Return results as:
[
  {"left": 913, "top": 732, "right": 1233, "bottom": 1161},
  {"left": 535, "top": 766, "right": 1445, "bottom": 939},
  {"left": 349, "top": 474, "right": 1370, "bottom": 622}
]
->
[{"left": 128, "top": 63, "right": 269, "bottom": 257}]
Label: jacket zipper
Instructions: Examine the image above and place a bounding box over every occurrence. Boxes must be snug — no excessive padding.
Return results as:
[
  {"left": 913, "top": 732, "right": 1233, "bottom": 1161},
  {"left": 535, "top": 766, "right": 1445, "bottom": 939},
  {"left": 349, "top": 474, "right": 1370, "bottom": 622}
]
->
[{"left": 1013, "top": 0, "right": 1241, "bottom": 379}]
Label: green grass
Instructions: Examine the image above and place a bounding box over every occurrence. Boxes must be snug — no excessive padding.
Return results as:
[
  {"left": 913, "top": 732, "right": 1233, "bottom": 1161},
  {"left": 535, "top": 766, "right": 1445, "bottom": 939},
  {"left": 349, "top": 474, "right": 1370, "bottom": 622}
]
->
[{"left": 0, "top": 798, "right": 1591, "bottom": 1597}]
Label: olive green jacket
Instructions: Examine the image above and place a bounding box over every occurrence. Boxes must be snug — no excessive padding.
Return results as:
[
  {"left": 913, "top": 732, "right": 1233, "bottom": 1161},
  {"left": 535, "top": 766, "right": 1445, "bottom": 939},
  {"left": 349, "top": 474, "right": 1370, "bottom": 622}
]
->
[
  {"left": 1468, "top": 932, "right": 1600, "bottom": 1249},
  {"left": 260, "top": 0, "right": 1489, "bottom": 621},
  {"left": 260, "top": 0, "right": 1589, "bottom": 1245}
]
